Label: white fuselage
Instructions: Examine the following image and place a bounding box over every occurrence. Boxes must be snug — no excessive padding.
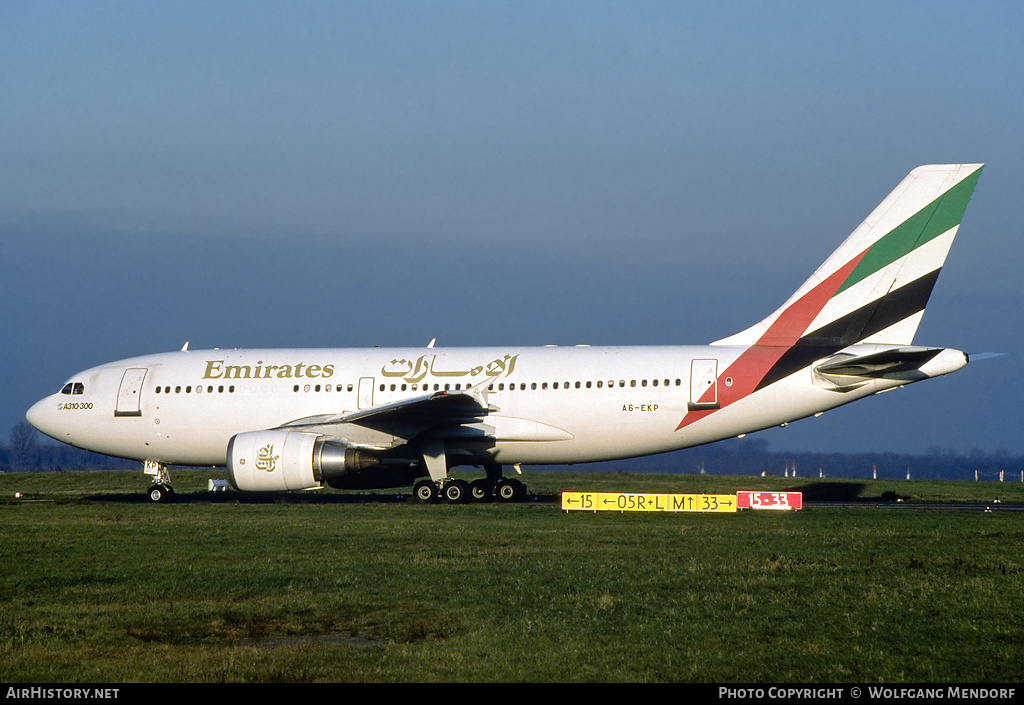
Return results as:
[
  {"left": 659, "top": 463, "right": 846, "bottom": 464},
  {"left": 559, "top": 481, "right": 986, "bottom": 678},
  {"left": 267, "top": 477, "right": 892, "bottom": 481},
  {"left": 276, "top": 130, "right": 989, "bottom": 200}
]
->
[{"left": 26, "top": 343, "right": 945, "bottom": 469}]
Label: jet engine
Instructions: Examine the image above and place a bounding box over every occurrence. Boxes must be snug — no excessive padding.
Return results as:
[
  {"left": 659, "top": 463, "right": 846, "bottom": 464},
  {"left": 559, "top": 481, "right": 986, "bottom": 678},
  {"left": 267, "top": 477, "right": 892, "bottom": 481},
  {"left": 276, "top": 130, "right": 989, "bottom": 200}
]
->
[{"left": 227, "top": 430, "right": 379, "bottom": 492}]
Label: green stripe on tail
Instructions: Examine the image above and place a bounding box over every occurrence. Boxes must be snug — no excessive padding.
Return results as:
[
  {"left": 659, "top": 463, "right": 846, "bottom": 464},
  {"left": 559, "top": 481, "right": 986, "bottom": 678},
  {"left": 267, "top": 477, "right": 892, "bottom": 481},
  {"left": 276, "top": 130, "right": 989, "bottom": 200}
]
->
[{"left": 836, "top": 167, "right": 982, "bottom": 296}]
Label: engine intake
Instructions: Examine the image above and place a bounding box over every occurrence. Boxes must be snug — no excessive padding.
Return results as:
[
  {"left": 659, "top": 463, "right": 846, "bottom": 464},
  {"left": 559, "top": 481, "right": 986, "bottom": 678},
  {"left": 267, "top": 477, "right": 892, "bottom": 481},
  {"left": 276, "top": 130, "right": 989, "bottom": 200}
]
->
[{"left": 227, "top": 430, "right": 379, "bottom": 492}]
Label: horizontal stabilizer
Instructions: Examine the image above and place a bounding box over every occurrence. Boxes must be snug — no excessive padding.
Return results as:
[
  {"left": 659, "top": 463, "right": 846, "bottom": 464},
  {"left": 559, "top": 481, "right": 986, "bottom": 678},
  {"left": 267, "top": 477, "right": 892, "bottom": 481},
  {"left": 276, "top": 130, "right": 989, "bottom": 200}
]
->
[
  {"left": 815, "top": 347, "right": 945, "bottom": 377},
  {"left": 813, "top": 346, "right": 967, "bottom": 391}
]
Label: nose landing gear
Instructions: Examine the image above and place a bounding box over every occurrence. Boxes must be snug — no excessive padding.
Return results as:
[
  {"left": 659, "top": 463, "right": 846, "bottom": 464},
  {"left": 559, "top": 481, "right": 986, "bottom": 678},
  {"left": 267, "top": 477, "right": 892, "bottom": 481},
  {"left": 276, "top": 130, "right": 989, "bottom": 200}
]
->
[
  {"left": 143, "top": 460, "right": 175, "bottom": 503},
  {"left": 147, "top": 483, "right": 175, "bottom": 503}
]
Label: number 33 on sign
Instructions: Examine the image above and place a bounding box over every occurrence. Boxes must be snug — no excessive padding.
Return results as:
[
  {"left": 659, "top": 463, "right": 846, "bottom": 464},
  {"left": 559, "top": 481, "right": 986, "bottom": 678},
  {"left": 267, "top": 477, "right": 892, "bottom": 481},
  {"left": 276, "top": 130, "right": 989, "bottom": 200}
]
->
[{"left": 736, "top": 492, "right": 803, "bottom": 510}]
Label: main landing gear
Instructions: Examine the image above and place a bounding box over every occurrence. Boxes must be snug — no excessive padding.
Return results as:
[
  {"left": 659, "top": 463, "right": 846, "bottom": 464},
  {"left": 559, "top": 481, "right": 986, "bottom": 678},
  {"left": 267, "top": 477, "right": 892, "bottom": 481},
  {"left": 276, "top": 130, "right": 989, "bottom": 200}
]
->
[{"left": 412, "top": 464, "right": 527, "bottom": 504}]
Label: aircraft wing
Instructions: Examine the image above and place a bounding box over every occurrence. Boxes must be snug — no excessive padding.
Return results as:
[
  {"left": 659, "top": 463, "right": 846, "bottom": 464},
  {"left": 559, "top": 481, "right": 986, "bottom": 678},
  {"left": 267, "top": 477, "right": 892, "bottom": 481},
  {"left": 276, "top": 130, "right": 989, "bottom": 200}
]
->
[
  {"left": 275, "top": 387, "right": 496, "bottom": 448},
  {"left": 341, "top": 389, "right": 494, "bottom": 428}
]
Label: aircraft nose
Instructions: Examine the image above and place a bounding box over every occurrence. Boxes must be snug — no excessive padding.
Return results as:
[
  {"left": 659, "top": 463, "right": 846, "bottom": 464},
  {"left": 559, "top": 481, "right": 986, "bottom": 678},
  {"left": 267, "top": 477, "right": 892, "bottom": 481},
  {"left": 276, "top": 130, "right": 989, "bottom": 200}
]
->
[{"left": 26, "top": 397, "right": 57, "bottom": 438}]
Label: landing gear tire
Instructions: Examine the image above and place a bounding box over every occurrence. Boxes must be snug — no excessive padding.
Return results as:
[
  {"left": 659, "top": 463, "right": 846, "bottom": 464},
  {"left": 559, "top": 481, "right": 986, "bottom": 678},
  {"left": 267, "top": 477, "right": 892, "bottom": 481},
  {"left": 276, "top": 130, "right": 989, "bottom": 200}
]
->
[
  {"left": 148, "top": 484, "right": 174, "bottom": 504},
  {"left": 412, "top": 480, "right": 439, "bottom": 504},
  {"left": 442, "top": 479, "right": 470, "bottom": 504},
  {"left": 495, "top": 478, "right": 526, "bottom": 503},
  {"left": 469, "top": 479, "right": 494, "bottom": 503}
]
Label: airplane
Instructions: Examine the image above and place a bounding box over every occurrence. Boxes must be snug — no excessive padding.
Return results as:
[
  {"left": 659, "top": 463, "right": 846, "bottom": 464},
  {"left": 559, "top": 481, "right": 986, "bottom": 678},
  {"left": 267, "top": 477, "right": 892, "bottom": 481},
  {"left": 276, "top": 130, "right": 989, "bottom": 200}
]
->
[{"left": 26, "top": 163, "right": 983, "bottom": 503}]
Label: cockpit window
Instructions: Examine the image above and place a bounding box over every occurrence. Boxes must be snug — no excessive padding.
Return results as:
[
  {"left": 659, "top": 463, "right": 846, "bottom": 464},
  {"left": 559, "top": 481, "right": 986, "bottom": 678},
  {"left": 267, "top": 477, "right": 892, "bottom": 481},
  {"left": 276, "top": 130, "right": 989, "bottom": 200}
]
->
[{"left": 60, "top": 382, "right": 85, "bottom": 395}]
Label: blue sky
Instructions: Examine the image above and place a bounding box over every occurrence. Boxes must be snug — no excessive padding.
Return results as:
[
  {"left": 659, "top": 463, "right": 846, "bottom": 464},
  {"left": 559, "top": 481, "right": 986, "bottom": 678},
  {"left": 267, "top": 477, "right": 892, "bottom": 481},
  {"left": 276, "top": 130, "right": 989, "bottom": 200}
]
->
[{"left": 3, "top": 1, "right": 1022, "bottom": 457}]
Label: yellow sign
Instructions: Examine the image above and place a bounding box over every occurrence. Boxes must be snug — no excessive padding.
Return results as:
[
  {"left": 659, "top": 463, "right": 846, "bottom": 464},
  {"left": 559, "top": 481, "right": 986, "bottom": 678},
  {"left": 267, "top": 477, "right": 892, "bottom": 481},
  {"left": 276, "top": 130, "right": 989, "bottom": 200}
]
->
[{"left": 561, "top": 492, "right": 736, "bottom": 513}]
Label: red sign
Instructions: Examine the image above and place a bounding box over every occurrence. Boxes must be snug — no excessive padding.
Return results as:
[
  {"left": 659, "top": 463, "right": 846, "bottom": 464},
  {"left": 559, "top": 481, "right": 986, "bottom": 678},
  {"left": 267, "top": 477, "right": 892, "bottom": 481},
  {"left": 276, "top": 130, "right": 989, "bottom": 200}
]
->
[{"left": 737, "top": 491, "right": 803, "bottom": 511}]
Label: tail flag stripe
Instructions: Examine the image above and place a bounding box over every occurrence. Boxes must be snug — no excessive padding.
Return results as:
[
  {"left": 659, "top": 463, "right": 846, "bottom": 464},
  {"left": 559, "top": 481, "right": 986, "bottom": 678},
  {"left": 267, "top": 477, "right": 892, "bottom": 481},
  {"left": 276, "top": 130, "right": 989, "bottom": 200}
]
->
[
  {"left": 754, "top": 270, "right": 943, "bottom": 391},
  {"left": 755, "top": 253, "right": 865, "bottom": 346},
  {"left": 835, "top": 168, "right": 982, "bottom": 297},
  {"left": 802, "top": 269, "right": 943, "bottom": 349}
]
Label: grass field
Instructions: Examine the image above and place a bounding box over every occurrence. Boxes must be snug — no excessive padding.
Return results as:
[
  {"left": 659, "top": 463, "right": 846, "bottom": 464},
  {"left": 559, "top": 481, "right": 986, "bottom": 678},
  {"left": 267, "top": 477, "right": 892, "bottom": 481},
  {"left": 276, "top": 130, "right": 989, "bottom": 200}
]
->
[{"left": 2, "top": 469, "right": 1023, "bottom": 683}]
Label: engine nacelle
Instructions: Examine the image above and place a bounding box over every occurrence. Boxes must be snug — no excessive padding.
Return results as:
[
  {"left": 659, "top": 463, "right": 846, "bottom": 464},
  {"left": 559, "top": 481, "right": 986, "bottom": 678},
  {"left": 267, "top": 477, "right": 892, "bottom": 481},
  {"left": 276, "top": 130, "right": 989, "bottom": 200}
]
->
[{"left": 226, "top": 430, "right": 378, "bottom": 492}]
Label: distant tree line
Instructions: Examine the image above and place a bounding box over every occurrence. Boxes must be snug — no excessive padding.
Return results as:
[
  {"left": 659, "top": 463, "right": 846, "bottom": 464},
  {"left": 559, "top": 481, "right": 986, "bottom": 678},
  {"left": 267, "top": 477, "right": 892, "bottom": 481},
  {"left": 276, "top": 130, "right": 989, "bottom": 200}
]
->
[
  {"left": 611, "top": 437, "right": 1024, "bottom": 482},
  {"left": 1, "top": 422, "right": 134, "bottom": 472},
  {"left": 2, "top": 422, "right": 1021, "bottom": 481}
]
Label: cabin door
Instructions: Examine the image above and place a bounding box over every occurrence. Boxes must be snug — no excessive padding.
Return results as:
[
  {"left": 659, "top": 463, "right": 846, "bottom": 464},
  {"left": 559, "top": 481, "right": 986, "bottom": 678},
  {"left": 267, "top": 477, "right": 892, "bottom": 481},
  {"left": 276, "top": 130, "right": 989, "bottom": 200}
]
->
[
  {"left": 115, "top": 368, "right": 148, "bottom": 417},
  {"left": 688, "top": 359, "right": 719, "bottom": 410},
  {"left": 357, "top": 377, "right": 375, "bottom": 410}
]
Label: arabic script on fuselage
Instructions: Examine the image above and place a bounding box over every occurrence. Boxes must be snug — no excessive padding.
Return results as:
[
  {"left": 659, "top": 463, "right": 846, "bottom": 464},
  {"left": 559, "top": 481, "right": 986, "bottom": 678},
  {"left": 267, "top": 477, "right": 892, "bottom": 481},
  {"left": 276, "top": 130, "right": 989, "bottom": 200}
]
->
[{"left": 381, "top": 353, "right": 519, "bottom": 385}]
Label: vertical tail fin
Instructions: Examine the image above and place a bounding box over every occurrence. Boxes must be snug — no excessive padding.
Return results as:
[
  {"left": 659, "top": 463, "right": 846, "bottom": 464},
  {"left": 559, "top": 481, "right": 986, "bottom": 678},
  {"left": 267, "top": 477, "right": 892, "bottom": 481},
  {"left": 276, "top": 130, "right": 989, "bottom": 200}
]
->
[
  {"left": 678, "top": 164, "right": 982, "bottom": 432},
  {"left": 713, "top": 164, "right": 983, "bottom": 349}
]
